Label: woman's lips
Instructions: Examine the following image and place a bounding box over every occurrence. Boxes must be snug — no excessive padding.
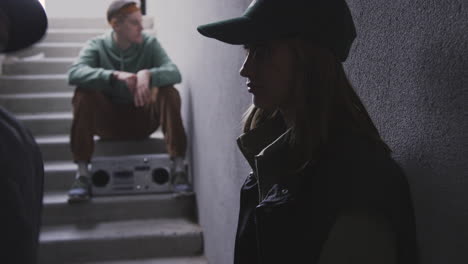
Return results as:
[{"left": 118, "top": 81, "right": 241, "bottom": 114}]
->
[{"left": 247, "top": 82, "right": 259, "bottom": 93}]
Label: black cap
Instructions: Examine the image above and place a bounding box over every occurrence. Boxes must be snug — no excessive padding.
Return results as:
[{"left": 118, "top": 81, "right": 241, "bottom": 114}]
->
[
  {"left": 107, "top": 0, "right": 137, "bottom": 22},
  {"left": 0, "top": 0, "right": 48, "bottom": 53},
  {"left": 197, "top": 0, "right": 356, "bottom": 61}
]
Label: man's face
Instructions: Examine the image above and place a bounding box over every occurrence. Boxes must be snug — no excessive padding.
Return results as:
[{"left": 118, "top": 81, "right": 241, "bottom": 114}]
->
[{"left": 113, "top": 11, "right": 144, "bottom": 44}]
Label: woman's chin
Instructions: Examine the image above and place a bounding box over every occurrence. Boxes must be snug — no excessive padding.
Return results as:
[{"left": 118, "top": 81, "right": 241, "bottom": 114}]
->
[{"left": 252, "top": 97, "right": 274, "bottom": 111}]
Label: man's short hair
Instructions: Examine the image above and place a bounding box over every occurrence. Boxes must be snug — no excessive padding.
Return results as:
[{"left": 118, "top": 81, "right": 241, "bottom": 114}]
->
[{"left": 107, "top": 0, "right": 140, "bottom": 24}]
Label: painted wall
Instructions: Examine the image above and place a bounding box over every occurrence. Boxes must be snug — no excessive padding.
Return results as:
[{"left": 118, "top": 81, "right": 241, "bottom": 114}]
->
[
  {"left": 148, "top": 0, "right": 467, "bottom": 263},
  {"left": 147, "top": 1, "right": 251, "bottom": 263}
]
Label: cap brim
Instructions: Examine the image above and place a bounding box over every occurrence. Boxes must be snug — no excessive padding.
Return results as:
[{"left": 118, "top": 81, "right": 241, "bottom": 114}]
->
[
  {"left": 3, "top": 1, "right": 48, "bottom": 53},
  {"left": 197, "top": 16, "right": 272, "bottom": 45}
]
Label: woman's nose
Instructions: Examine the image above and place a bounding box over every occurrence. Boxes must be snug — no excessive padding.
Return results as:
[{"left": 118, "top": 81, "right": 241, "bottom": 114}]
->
[{"left": 239, "top": 54, "right": 253, "bottom": 78}]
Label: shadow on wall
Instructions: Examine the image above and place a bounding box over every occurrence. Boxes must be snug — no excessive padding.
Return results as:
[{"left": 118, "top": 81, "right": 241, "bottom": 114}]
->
[{"left": 398, "top": 27, "right": 468, "bottom": 264}]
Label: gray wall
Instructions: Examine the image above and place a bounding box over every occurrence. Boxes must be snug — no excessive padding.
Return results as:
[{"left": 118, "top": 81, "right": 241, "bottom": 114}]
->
[
  {"left": 148, "top": 1, "right": 251, "bottom": 263},
  {"left": 148, "top": 0, "right": 468, "bottom": 263},
  {"left": 344, "top": 1, "right": 468, "bottom": 263}
]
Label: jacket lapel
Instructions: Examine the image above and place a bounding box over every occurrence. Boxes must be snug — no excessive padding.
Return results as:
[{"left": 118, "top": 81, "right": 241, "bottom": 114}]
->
[
  {"left": 237, "top": 115, "right": 314, "bottom": 202},
  {"left": 236, "top": 114, "right": 286, "bottom": 172}
]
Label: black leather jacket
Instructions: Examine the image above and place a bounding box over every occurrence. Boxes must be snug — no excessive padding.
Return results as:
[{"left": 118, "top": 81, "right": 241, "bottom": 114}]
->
[
  {"left": 234, "top": 117, "right": 419, "bottom": 264},
  {"left": 1, "top": 107, "right": 44, "bottom": 264}
]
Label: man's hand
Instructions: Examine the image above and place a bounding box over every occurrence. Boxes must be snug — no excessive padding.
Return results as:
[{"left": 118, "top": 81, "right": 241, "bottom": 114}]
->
[
  {"left": 134, "top": 69, "right": 152, "bottom": 107},
  {"left": 112, "top": 71, "right": 137, "bottom": 93}
]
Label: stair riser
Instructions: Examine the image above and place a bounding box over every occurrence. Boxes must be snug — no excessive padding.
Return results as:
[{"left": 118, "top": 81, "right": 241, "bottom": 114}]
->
[
  {"left": 3, "top": 61, "right": 72, "bottom": 75},
  {"left": 0, "top": 96, "right": 72, "bottom": 114},
  {"left": 43, "top": 195, "right": 196, "bottom": 226},
  {"left": 12, "top": 46, "right": 82, "bottom": 58},
  {"left": 48, "top": 17, "right": 154, "bottom": 30},
  {"left": 80, "top": 257, "right": 208, "bottom": 264},
  {"left": 21, "top": 118, "right": 72, "bottom": 136},
  {"left": 45, "top": 169, "right": 75, "bottom": 192},
  {"left": 0, "top": 77, "right": 71, "bottom": 94},
  {"left": 44, "top": 32, "right": 106, "bottom": 43},
  {"left": 39, "top": 138, "right": 167, "bottom": 163},
  {"left": 43, "top": 30, "right": 155, "bottom": 43},
  {"left": 39, "top": 234, "right": 203, "bottom": 264},
  {"left": 40, "top": 142, "right": 73, "bottom": 162}
]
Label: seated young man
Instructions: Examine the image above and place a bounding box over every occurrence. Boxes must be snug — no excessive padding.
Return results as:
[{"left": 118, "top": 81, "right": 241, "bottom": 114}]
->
[{"left": 67, "top": 0, "right": 189, "bottom": 202}]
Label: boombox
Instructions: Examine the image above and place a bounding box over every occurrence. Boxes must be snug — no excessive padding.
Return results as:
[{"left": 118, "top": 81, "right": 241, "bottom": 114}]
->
[{"left": 90, "top": 154, "right": 175, "bottom": 196}]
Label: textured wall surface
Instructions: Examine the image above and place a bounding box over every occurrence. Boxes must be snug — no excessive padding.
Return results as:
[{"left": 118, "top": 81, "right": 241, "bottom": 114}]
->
[
  {"left": 344, "top": 1, "right": 468, "bottom": 263},
  {"left": 149, "top": 0, "right": 468, "bottom": 263}
]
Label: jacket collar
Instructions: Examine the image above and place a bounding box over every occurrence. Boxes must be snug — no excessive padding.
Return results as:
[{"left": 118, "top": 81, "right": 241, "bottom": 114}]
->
[
  {"left": 104, "top": 31, "right": 141, "bottom": 56},
  {"left": 237, "top": 114, "right": 310, "bottom": 201},
  {"left": 236, "top": 113, "right": 287, "bottom": 171}
]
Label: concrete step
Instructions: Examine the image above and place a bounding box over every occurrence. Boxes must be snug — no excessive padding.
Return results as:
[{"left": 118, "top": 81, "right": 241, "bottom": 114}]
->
[
  {"left": 82, "top": 256, "right": 208, "bottom": 264},
  {"left": 17, "top": 112, "right": 72, "bottom": 136},
  {"left": 11, "top": 42, "right": 83, "bottom": 58},
  {"left": 44, "top": 162, "right": 76, "bottom": 191},
  {"left": 0, "top": 92, "right": 72, "bottom": 114},
  {"left": 37, "top": 133, "right": 166, "bottom": 163},
  {"left": 48, "top": 17, "right": 154, "bottom": 30},
  {"left": 42, "top": 191, "right": 197, "bottom": 226},
  {"left": 2, "top": 57, "right": 74, "bottom": 75},
  {"left": 43, "top": 29, "right": 156, "bottom": 43},
  {"left": 39, "top": 218, "right": 203, "bottom": 264},
  {"left": 0, "top": 74, "right": 71, "bottom": 94},
  {"left": 36, "top": 135, "right": 72, "bottom": 162}
]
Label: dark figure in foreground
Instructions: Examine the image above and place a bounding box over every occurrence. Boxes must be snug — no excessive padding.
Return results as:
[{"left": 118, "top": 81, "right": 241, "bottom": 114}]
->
[
  {"left": 67, "top": 0, "right": 189, "bottom": 203},
  {"left": 0, "top": 0, "right": 46, "bottom": 263},
  {"left": 198, "top": 0, "right": 419, "bottom": 263}
]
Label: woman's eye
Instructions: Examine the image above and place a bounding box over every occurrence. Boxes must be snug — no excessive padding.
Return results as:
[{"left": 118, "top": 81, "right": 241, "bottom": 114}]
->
[{"left": 252, "top": 46, "right": 268, "bottom": 59}]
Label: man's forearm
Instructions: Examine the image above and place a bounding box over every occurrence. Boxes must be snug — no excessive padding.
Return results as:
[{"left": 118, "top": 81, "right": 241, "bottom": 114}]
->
[
  {"left": 149, "top": 63, "right": 181, "bottom": 87},
  {"left": 67, "top": 64, "right": 113, "bottom": 91},
  {"left": 137, "top": 69, "right": 152, "bottom": 87}
]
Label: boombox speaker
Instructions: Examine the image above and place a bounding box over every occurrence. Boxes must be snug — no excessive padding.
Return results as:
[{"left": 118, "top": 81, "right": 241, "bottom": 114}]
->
[{"left": 90, "top": 154, "right": 174, "bottom": 196}]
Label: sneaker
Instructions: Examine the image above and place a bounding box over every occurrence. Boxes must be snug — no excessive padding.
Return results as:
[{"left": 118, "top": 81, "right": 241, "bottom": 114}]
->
[
  {"left": 67, "top": 175, "right": 91, "bottom": 203},
  {"left": 172, "top": 170, "right": 192, "bottom": 193}
]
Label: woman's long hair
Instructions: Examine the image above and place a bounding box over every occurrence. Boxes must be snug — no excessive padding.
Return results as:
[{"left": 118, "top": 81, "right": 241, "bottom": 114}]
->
[{"left": 243, "top": 38, "right": 390, "bottom": 169}]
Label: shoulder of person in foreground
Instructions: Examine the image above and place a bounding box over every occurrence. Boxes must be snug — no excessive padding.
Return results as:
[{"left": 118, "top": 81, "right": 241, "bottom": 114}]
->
[
  {"left": 322, "top": 131, "right": 410, "bottom": 207},
  {"left": 317, "top": 209, "right": 397, "bottom": 264},
  {"left": 316, "top": 132, "right": 418, "bottom": 264},
  {"left": 0, "top": 106, "right": 44, "bottom": 264}
]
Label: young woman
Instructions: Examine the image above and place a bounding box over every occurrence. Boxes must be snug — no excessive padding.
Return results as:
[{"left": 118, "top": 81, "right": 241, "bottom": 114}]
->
[{"left": 198, "top": 0, "right": 419, "bottom": 263}]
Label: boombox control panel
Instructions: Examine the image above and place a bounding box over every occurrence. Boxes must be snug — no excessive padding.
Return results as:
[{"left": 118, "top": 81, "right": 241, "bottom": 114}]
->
[{"left": 90, "top": 154, "right": 174, "bottom": 196}]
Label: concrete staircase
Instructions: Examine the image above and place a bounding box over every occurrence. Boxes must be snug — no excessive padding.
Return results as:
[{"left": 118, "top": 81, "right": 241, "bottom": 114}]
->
[{"left": 0, "top": 17, "right": 205, "bottom": 264}]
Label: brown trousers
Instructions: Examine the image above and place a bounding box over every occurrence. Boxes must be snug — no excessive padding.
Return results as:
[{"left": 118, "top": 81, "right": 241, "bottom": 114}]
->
[{"left": 70, "top": 86, "right": 187, "bottom": 162}]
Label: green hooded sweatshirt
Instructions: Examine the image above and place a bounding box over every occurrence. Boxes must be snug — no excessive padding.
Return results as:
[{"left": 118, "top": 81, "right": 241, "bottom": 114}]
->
[{"left": 68, "top": 31, "right": 181, "bottom": 104}]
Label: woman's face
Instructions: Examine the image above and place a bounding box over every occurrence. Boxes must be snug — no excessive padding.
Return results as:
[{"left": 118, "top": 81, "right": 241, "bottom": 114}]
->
[{"left": 240, "top": 39, "right": 295, "bottom": 111}]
